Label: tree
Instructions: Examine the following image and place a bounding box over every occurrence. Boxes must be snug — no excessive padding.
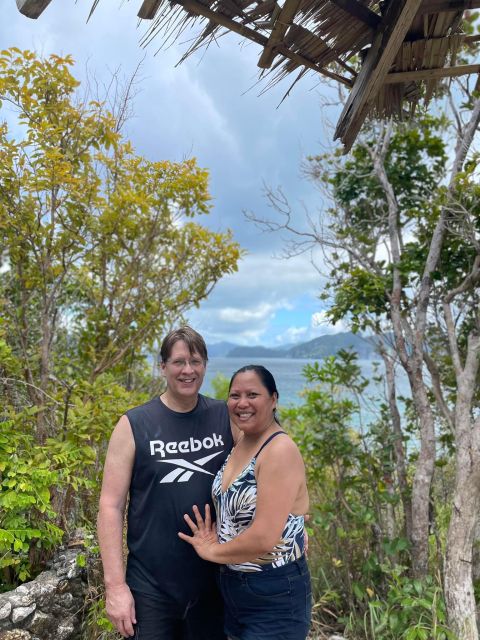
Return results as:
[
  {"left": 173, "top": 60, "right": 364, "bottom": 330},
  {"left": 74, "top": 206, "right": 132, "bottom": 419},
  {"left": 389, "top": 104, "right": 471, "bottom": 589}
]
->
[
  {"left": 0, "top": 48, "right": 241, "bottom": 582},
  {"left": 250, "top": 87, "right": 480, "bottom": 637},
  {"left": 0, "top": 48, "right": 241, "bottom": 440},
  {"left": 284, "top": 351, "right": 452, "bottom": 639}
]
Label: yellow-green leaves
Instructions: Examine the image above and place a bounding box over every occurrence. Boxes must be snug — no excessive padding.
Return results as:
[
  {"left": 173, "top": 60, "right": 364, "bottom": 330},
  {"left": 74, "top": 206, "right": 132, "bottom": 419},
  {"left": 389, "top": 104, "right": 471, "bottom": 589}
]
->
[{"left": 0, "top": 48, "right": 241, "bottom": 586}]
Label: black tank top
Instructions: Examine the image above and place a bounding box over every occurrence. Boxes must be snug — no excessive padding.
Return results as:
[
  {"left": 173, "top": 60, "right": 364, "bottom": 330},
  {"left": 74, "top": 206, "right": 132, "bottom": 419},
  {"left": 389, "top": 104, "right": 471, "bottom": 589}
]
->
[{"left": 125, "top": 394, "right": 232, "bottom": 603}]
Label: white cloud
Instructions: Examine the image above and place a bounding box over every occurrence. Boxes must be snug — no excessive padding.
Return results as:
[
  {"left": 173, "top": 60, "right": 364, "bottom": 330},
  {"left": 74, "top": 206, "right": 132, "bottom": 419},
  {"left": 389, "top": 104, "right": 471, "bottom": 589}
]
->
[
  {"left": 272, "top": 313, "right": 348, "bottom": 347},
  {"left": 311, "top": 311, "right": 348, "bottom": 334},
  {"left": 199, "top": 251, "right": 325, "bottom": 307},
  {"left": 275, "top": 326, "right": 310, "bottom": 344},
  {"left": 190, "top": 295, "right": 293, "bottom": 345},
  {"left": 187, "top": 251, "right": 329, "bottom": 345},
  {"left": 219, "top": 303, "right": 279, "bottom": 323}
]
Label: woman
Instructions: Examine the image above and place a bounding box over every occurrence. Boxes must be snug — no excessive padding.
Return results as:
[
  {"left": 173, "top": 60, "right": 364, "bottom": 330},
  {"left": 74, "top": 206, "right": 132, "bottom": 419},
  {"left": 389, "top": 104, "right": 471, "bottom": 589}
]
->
[{"left": 179, "top": 364, "right": 311, "bottom": 640}]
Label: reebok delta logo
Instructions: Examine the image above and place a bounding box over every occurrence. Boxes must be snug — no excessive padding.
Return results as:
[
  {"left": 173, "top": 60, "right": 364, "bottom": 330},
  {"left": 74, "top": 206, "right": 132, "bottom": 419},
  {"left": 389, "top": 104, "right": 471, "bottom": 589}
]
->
[
  {"left": 157, "top": 450, "right": 224, "bottom": 483},
  {"left": 149, "top": 434, "right": 225, "bottom": 483}
]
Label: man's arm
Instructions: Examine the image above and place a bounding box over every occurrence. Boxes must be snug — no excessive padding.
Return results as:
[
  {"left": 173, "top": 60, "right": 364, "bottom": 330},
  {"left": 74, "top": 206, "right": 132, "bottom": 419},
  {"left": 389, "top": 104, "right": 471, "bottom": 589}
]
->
[{"left": 97, "top": 415, "right": 136, "bottom": 638}]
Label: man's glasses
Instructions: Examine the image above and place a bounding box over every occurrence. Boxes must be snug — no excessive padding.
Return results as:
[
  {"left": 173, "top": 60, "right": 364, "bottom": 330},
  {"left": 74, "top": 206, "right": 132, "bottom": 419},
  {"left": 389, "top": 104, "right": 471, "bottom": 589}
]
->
[{"left": 167, "top": 358, "right": 205, "bottom": 369}]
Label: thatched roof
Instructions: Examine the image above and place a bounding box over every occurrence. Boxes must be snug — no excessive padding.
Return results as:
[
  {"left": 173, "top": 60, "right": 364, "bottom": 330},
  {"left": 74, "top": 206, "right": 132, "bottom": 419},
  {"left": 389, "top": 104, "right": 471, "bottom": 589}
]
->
[{"left": 16, "top": 0, "right": 480, "bottom": 150}]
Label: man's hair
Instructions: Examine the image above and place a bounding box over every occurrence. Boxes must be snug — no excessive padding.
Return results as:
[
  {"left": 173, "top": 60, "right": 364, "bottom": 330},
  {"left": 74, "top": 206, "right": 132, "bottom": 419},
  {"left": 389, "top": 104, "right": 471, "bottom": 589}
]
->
[{"left": 160, "top": 326, "right": 208, "bottom": 363}]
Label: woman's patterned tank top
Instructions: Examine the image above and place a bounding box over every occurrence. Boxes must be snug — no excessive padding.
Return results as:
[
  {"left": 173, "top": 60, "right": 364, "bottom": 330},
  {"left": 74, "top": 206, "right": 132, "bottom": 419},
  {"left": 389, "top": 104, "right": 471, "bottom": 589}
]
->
[{"left": 212, "top": 431, "right": 305, "bottom": 572}]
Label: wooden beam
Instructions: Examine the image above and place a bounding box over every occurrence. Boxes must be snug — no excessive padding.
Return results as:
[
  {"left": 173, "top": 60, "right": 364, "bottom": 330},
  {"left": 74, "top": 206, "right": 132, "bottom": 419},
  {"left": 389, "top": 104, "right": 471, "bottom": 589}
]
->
[
  {"left": 384, "top": 63, "right": 480, "bottom": 82},
  {"left": 138, "top": 0, "right": 163, "bottom": 19},
  {"left": 329, "top": 0, "right": 380, "bottom": 29},
  {"left": 16, "top": 0, "right": 53, "bottom": 18},
  {"left": 258, "top": 0, "right": 303, "bottom": 69},
  {"left": 404, "top": 33, "right": 480, "bottom": 44},
  {"left": 276, "top": 43, "right": 353, "bottom": 86},
  {"left": 419, "top": 0, "right": 480, "bottom": 13},
  {"left": 334, "top": 0, "right": 424, "bottom": 151},
  {"left": 175, "top": 0, "right": 352, "bottom": 86},
  {"left": 178, "top": 0, "right": 268, "bottom": 46}
]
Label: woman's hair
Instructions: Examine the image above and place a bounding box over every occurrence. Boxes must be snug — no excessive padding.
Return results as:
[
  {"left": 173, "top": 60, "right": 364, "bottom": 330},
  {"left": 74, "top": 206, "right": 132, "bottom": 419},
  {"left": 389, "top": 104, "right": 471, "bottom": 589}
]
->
[
  {"left": 228, "top": 364, "right": 279, "bottom": 399},
  {"left": 160, "top": 325, "right": 208, "bottom": 363},
  {"left": 229, "top": 365, "right": 280, "bottom": 423}
]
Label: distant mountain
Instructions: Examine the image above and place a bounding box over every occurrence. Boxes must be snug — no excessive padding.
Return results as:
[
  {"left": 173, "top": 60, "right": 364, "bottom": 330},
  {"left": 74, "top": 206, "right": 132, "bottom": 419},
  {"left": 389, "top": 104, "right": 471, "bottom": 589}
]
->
[
  {"left": 207, "top": 341, "right": 238, "bottom": 357},
  {"left": 273, "top": 343, "right": 297, "bottom": 351},
  {"left": 287, "top": 332, "right": 374, "bottom": 359},
  {"left": 220, "top": 332, "right": 377, "bottom": 359},
  {"left": 227, "top": 346, "right": 288, "bottom": 358}
]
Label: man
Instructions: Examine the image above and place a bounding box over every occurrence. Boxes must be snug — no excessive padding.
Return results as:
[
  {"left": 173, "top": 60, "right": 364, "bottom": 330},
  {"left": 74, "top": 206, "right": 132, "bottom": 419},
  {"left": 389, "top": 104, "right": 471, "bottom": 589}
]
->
[{"left": 97, "top": 326, "right": 235, "bottom": 639}]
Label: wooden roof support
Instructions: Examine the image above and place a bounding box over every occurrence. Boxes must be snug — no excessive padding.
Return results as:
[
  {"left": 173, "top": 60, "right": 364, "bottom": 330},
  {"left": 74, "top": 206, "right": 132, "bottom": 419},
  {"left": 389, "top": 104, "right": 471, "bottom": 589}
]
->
[
  {"left": 138, "top": 0, "right": 163, "bottom": 19},
  {"left": 419, "top": 0, "right": 480, "bottom": 13},
  {"left": 334, "top": 0, "right": 424, "bottom": 151},
  {"left": 175, "top": 0, "right": 352, "bottom": 86},
  {"left": 258, "top": 0, "right": 303, "bottom": 69},
  {"left": 16, "top": 0, "right": 53, "bottom": 18},
  {"left": 178, "top": 0, "right": 268, "bottom": 46},
  {"left": 329, "top": 0, "right": 380, "bottom": 29},
  {"left": 276, "top": 44, "right": 353, "bottom": 86},
  {"left": 385, "top": 63, "right": 480, "bottom": 82}
]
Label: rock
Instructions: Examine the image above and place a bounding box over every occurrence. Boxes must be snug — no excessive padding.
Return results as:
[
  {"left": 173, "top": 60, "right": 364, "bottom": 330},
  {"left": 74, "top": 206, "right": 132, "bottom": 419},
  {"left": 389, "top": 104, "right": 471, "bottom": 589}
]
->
[
  {"left": 56, "top": 580, "right": 70, "bottom": 594},
  {"left": 0, "top": 604, "right": 12, "bottom": 622},
  {"left": 56, "top": 625, "right": 75, "bottom": 640},
  {"left": 11, "top": 605, "right": 36, "bottom": 625},
  {"left": 55, "top": 593, "right": 73, "bottom": 610},
  {"left": 0, "top": 631, "right": 32, "bottom": 639},
  {"left": 27, "top": 613, "right": 51, "bottom": 637},
  {"left": 0, "top": 539, "right": 89, "bottom": 640},
  {"left": 0, "top": 622, "right": 11, "bottom": 634},
  {"left": 5, "top": 596, "right": 33, "bottom": 609}
]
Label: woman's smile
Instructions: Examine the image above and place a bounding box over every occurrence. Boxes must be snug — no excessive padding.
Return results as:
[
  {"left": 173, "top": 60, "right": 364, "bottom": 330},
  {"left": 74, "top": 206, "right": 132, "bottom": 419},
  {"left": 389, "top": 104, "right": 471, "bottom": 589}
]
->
[{"left": 228, "top": 371, "right": 277, "bottom": 433}]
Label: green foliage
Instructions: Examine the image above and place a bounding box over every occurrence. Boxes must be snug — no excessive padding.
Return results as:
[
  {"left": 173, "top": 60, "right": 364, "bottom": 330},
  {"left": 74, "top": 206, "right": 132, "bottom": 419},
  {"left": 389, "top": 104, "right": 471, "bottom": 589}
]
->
[
  {"left": 298, "top": 102, "right": 480, "bottom": 636},
  {"left": 0, "top": 411, "right": 63, "bottom": 583},
  {"left": 326, "top": 266, "right": 390, "bottom": 332},
  {"left": 283, "top": 351, "right": 405, "bottom": 622},
  {"left": 84, "top": 593, "right": 116, "bottom": 640},
  {"left": 209, "top": 373, "right": 230, "bottom": 401},
  {"left": 0, "top": 48, "right": 242, "bottom": 588},
  {"left": 282, "top": 352, "right": 457, "bottom": 639},
  {"left": 0, "top": 374, "right": 145, "bottom": 586},
  {"left": 348, "top": 567, "right": 453, "bottom": 640},
  {"left": 0, "top": 48, "right": 241, "bottom": 394},
  {"left": 305, "top": 115, "right": 475, "bottom": 337},
  {"left": 328, "top": 115, "right": 447, "bottom": 225}
]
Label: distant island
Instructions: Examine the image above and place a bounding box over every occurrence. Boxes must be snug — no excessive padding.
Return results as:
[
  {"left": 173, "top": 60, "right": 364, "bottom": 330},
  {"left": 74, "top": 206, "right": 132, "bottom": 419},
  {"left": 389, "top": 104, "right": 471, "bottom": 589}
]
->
[{"left": 208, "top": 332, "right": 379, "bottom": 360}]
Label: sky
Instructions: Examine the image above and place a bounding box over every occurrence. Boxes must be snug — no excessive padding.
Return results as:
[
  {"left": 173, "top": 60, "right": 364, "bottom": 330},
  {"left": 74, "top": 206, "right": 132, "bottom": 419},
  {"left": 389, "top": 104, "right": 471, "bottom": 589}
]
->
[{"left": 3, "top": 0, "right": 349, "bottom": 347}]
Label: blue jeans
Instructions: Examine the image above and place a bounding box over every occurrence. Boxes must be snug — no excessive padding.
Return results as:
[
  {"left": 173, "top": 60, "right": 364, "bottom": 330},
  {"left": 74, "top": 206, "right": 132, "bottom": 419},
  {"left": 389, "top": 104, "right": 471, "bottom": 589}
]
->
[{"left": 218, "top": 557, "right": 311, "bottom": 640}]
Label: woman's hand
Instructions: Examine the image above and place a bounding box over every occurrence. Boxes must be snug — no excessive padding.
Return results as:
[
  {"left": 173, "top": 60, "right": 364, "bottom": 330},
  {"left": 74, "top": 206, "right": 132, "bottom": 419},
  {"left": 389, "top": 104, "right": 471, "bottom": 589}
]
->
[{"left": 178, "top": 504, "right": 220, "bottom": 563}]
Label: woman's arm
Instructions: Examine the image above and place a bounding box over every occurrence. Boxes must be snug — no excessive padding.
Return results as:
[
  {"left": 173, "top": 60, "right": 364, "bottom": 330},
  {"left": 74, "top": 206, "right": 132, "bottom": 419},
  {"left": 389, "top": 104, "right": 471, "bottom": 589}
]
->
[{"left": 179, "top": 436, "right": 308, "bottom": 564}]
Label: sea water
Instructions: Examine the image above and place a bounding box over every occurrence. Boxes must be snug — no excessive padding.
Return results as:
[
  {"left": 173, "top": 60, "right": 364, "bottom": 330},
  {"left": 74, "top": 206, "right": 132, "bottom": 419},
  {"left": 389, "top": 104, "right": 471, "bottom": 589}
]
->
[{"left": 202, "top": 357, "right": 395, "bottom": 410}]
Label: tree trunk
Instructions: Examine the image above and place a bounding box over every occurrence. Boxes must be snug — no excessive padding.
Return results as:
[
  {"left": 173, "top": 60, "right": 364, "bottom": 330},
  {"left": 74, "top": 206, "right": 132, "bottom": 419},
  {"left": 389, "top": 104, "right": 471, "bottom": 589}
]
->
[
  {"left": 408, "top": 369, "right": 437, "bottom": 576},
  {"left": 471, "top": 516, "right": 480, "bottom": 586},
  {"left": 371, "top": 127, "right": 437, "bottom": 577},
  {"left": 36, "top": 305, "right": 53, "bottom": 443},
  {"left": 445, "top": 334, "right": 480, "bottom": 640},
  {"left": 382, "top": 350, "right": 413, "bottom": 541},
  {"left": 445, "top": 463, "right": 480, "bottom": 640}
]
